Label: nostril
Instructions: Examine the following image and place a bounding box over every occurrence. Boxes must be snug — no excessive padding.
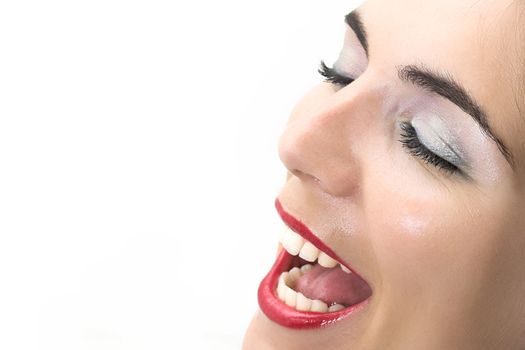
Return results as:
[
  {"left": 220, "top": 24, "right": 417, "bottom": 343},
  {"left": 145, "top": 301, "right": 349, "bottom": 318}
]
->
[
  {"left": 277, "top": 117, "right": 360, "bottom": 198},
  {"left": 289, "top": 169, "right": 305, "bottom": 179},
  {"left": 292, "top": 167, "right": 359, "bottom": 198},
  {"left": 290, "top": 169, "right": 321, "bottom": 185}
]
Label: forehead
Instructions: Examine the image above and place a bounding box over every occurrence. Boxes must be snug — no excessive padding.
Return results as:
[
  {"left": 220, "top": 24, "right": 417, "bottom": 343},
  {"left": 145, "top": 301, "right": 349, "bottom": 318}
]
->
[{"left": 360, "top": 0, "right": 524, "bottom": 167}]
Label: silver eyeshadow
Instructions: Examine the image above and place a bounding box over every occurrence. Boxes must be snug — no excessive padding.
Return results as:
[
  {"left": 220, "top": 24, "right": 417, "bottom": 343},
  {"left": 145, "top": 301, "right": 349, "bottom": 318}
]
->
[
  {"left": 411, "top": 115, "right": 467, "bottom": 168},
  {"left": 333, "top": 29, "right": 368, "bottom": 78},
  {"left": 334, "top": 48, "right": 366, "bottom": 78}
]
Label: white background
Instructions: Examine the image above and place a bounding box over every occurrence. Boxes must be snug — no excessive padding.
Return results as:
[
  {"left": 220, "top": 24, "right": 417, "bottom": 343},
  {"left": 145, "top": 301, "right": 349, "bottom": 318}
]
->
[{"left": 0, "top": 0, "right": 362, "bottom": 348}]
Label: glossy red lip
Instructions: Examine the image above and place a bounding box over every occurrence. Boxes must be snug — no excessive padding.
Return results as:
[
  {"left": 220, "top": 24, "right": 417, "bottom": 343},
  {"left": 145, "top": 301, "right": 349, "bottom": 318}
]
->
[{"left": 257, "top": 198, "right": 371, "bottom": 329}]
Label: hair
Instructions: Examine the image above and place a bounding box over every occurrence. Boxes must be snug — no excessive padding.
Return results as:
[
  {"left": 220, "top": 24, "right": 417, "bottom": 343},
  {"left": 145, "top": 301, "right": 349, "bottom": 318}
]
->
[
  {"left": 517, "top": 2, "right": 525, "bottom": 116},
  {"left": 505, "top": 1, "right": 525, "bottom": 128},
  {"left": 518, "top": 2, "right": 525, "bottom": 120}
]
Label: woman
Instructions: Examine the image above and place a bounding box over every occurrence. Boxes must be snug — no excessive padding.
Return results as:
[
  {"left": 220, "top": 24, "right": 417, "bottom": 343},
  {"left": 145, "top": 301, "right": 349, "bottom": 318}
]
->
[{"left": 243, "top": 0, "right": 525, "bottom": 349}]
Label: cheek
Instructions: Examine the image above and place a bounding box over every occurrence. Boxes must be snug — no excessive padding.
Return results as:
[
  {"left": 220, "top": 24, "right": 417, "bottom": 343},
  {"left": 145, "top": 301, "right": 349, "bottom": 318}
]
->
[
  {"left": 370, "top": 196, "right": 448, "bottom": 290},
  {"left": 363, "top": 163, "right": 481, "bottom": 295},
  {"left": 364, "top": 161, "right": 518, "bottom": 312}
]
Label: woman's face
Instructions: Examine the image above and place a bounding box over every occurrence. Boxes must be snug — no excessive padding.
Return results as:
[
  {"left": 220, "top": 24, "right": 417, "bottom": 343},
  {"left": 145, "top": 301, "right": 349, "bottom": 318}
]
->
[{"left": 244, "top": 0, "right": 525, "bottom": 349}]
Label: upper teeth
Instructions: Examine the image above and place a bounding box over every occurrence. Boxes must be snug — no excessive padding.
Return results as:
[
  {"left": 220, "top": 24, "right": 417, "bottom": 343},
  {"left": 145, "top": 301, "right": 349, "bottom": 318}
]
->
[
  {"left": 281, "top": 226, "right": 304, "bottom": 256},
  {"left": 280, "top": 226, "right": 351, "bottom": 273},
  {"left": 298, "top": 241, "right": 319, "bottom": 262}
]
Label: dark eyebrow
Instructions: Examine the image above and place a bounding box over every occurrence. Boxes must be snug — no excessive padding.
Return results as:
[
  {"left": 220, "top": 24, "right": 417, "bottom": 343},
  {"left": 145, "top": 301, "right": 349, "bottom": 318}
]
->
[
  {"left": 345, "top": 9, "right": 514, "bottom": 169},
  {"left": 398, "top": 65, "right": 514, "bottom": 169},
  {"left": 345, "top": 10, "right": 368, "bottom": 57}
]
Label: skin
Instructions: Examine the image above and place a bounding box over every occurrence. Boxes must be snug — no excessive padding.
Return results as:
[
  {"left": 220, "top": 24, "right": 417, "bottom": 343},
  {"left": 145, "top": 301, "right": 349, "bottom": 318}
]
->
[{"left": 243, "top": 0, "right": 525, "bottom": 349}]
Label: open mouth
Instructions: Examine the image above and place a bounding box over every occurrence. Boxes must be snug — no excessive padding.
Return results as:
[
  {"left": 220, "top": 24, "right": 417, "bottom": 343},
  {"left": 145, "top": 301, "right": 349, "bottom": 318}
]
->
[{"left": 257, "top": 199, "right": 373, "bottom": 329}]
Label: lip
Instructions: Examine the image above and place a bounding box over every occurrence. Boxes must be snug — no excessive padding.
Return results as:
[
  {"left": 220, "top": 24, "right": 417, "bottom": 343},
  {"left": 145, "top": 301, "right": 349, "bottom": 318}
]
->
[{"left": 257, "top": 198, "right": 371, "bottom": 329}]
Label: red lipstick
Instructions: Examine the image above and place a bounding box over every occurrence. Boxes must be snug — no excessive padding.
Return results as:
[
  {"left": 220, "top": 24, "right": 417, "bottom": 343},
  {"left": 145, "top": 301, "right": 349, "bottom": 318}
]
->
[{"left": 257, "top": 198, "right": 371, "bottom": 329}]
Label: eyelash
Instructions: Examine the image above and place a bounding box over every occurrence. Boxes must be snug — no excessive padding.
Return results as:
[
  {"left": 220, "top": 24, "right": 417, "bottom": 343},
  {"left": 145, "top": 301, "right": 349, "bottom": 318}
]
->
[
  {"left": 318, "top": 60, "right": 354, "bottom": 87},
  {"left": 399, "top": 121, "right": 459, "bottom": 175},
  {"left": 317, "top": 60, "right": 460, "bottom": 176}
]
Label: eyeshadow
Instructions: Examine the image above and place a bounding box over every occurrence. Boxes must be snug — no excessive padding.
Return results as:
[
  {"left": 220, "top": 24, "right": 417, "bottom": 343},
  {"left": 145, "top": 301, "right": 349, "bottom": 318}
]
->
[{"left": 411, "top": 115, "right": 466, "bottom": 167}]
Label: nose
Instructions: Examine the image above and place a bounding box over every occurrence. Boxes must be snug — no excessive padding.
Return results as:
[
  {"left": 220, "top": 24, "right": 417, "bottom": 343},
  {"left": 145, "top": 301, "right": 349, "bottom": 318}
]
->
[{"left": 278, "top": 84, "right": 374, "bottom": 198}]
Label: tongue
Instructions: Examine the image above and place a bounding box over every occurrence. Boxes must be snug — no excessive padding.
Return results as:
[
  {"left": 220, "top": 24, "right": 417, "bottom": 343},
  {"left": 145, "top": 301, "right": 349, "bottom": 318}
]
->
[{"left": 294, "top": 264, "right": 372, "bottom": 306}]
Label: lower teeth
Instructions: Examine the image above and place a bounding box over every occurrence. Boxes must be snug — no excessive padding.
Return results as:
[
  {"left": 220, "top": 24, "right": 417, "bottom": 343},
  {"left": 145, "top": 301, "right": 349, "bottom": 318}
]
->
[{"left": 276, "top": 264, "right": 346, "bottom": 313}]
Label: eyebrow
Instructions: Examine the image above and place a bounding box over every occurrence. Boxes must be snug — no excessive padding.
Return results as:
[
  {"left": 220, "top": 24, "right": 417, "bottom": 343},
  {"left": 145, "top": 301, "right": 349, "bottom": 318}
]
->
[
  {"left": 398, "top": 66, "right": 514, "bottom": 168},
  {"left": 344, "top": 9, "right": 515, "bottom": 169},
  {"left": 345, "top": 11, "right": 368, "bottom": 57}
]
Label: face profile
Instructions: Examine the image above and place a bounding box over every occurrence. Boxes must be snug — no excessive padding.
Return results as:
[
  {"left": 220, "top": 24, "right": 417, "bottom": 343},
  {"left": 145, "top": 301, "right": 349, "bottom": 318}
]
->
[{"left": 243, "top": 0, "right": 525, "bottom": 349}]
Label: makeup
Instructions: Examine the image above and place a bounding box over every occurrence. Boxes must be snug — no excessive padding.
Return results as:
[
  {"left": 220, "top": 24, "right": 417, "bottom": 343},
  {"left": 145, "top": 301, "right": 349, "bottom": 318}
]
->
[
  {"left": 411, "top": 115, "right": 466, "bottom": 168},
  {"left": 257, "top": 199, "right": 372, "bottom": 329}
]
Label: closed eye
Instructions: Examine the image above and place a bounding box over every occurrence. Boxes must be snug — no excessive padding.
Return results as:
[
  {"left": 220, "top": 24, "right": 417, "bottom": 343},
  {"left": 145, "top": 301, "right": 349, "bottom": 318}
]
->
[
  {"left": 318, "top": 61, "right": 462, "bottom": 178},
  {"left": 399, "top": 121, "right": 460, "bottom": 176},
  {"left": 318, "top": 61, "right": 354, "bottom": 88}
]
